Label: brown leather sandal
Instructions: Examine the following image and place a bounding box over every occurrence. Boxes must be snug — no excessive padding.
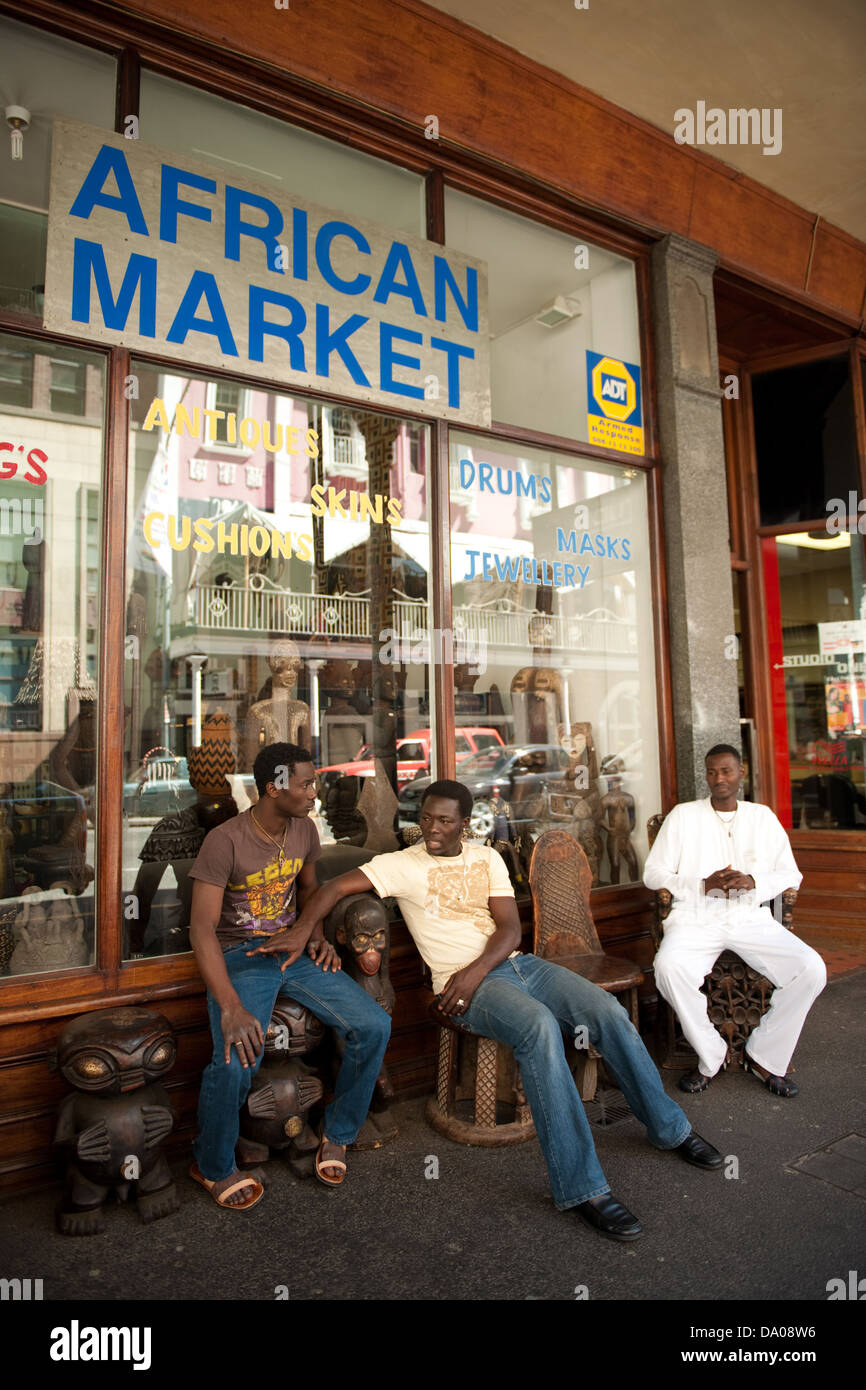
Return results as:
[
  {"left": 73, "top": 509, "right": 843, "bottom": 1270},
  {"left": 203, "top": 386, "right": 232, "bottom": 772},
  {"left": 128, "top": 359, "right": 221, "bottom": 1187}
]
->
[
  {"left": 678, "top": 1068, "right": 712, "bottom": 1093},
  {"left": 190, "top": 1163, "right": 264, "bottom": 1210},
  {"left": 315, "top": 1136, "right": 347, "bottom": 1188},
  {"left": 743, "top": 1060, "right": 799, "bottom": 1097}
]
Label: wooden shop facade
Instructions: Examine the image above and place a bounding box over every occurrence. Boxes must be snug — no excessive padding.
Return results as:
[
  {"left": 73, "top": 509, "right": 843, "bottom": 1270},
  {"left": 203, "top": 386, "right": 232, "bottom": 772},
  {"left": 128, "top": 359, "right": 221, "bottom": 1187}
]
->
[{"left": 0, "top": 0, "right": 864, "bottom": 1191}]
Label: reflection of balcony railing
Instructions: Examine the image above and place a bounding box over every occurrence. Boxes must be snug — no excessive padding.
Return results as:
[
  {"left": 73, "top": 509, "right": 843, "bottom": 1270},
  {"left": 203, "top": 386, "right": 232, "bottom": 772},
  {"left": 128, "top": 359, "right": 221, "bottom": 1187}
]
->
[{"left": 188, "top": 584, "right": 636, "bottom": 653}]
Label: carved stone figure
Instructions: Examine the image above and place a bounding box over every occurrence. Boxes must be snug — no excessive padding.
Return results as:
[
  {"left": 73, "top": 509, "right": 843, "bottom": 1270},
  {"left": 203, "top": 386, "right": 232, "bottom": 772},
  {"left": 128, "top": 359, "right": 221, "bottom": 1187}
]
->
[
  {"left": 52, "top": 1006, "right": 179, "bottom": 1235},
  {"left": 237, "top": 999, "right": 325, "bottom": 1176},
  {"left": 9, "top": 897, "right": 89, "bottom": 975},
  {"left": 245, "top": 640, "right": 311, "bottom": 759},
  {"left": 599, "top": 776, "right": 638, "bottom": 884},
  {"left": 324, "top": 892, "right": 397, "bottom": 1147}
]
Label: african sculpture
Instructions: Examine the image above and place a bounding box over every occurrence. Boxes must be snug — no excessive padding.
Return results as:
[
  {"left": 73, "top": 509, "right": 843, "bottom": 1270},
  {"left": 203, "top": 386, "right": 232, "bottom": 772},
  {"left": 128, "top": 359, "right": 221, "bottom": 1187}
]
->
[
  {"left": 52, "top": 1007, "right": 179, "bottom": 1235},
  {"left": 599, "top": 774, "right": 639, "bottom": 884},
  {"left": 237, "top": 999, "right": 325, "bottom": 1176},
  {"left": 245, "top": 640, "right": 311, "bottom": 760},
  {"left": 9, "top": 896, "right": 89, "bottom": 975},
  {"left": 324, "top": 892, "right": 397, "bottom": 1146}
]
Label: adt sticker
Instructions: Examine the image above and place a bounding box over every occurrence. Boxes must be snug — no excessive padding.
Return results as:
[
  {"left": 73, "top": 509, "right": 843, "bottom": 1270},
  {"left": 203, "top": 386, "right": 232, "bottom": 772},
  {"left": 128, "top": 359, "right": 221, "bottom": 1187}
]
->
[{"left": 586, "top": 352, "right": 643, "bottom": 455}]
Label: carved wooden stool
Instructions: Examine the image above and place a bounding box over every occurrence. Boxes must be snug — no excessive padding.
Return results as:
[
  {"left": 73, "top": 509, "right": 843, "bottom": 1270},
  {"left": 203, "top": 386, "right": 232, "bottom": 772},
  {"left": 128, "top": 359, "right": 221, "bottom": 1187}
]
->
[{"left": 425, "top": 1008, "right": 536, "bottom": 1146}]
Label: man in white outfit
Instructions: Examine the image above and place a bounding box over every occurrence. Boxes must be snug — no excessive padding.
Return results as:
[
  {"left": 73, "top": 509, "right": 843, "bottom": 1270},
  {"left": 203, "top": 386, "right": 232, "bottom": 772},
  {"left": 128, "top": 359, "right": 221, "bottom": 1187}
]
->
[{"left": 644, "top": 745, "right": 826, "bottom": 1097}]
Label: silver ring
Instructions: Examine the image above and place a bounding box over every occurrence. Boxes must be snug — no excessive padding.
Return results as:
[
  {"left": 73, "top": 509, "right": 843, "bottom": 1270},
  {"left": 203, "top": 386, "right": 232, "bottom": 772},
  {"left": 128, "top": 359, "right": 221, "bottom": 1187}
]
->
[{"left": 457, "top": 998, "right": 466, "bottom": 1007}]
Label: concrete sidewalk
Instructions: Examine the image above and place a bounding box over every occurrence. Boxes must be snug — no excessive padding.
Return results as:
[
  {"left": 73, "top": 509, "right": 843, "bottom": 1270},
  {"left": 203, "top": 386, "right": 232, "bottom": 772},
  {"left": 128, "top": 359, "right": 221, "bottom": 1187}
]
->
[{"left": 1, "top": 967, "right": 864, "bottom": 1302}]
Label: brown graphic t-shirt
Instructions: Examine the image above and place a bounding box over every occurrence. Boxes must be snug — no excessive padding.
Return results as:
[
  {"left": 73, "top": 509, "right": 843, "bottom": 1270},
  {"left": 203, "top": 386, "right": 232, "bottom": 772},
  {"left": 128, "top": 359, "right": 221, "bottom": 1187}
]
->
[{"left": 189, "top": 810, "right": 321, "bottom": 951}]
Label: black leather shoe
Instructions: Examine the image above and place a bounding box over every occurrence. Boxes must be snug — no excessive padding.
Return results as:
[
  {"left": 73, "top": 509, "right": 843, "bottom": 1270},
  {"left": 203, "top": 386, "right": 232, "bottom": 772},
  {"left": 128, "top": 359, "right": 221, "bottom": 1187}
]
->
[
  {"left": 675, "top": 1132, "right": 723, "bottom": 1170},
  {"left": 573, "top": 1193, "right": 642, "bottom": 1241}
]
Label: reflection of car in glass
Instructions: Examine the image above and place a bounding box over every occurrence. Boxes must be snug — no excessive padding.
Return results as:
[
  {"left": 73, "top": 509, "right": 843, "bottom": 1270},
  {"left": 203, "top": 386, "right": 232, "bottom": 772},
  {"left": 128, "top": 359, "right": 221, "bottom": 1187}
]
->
[
  {"left": 398, "top": 744, "right": 572, "bottom": 837},
  {"left": 318, "top": 727, "right": 504, "bottom": 794}
]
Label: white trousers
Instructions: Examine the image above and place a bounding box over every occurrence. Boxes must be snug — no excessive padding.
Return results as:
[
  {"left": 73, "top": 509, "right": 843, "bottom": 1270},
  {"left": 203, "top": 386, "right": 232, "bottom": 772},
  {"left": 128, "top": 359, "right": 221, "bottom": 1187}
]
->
[{"left": 653, "top": 915, "right": 827, "bottom": 1079}]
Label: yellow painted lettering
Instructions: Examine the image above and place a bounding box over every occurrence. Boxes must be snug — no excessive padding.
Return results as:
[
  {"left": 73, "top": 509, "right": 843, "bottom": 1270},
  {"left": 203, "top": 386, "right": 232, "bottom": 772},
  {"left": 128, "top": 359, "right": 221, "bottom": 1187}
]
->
[
  {"left": 143, "top": 511, "right": 164, "bottom": 548},
  {"left": 175, "top": 403, "right": 201, "bottom": 437},
  {"left": 142, "top": 397, "right": 170, "bottom": 432},
  {"left": 167, "top": 514, "right": 191, "bottom": 550},
  {"left": 192, "top": 517, "right": 215, "bottom": 552}
]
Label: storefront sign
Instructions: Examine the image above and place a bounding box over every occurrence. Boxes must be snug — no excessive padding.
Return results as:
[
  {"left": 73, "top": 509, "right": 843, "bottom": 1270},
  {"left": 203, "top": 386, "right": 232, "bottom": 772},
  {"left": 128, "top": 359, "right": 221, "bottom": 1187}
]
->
[
  {"left": 586, "top": 351, "right": 643, "bottom": 455},
  {"left": 44, "top": 120, "right": 491, "bottom": 425}
]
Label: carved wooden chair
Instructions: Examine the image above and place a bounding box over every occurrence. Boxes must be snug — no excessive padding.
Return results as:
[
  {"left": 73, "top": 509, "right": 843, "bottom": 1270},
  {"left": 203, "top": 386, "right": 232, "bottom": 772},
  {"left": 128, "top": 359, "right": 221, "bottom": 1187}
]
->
[
  {"left": 528, "top": 829, "right": 644, "bottom": 1100},
  {"left": 646, "top": 813, "right": 799, "bottom": 1068},
  {"left": 424, "top": 831, "right": 536, "bottom": 1146}
]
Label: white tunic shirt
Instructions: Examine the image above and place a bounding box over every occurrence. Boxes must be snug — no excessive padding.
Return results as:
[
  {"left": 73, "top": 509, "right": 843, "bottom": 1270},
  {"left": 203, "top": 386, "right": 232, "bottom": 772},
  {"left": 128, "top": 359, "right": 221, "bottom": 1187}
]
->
[{"left": 643, "top": 798, "right": 802, "bottom": 929}]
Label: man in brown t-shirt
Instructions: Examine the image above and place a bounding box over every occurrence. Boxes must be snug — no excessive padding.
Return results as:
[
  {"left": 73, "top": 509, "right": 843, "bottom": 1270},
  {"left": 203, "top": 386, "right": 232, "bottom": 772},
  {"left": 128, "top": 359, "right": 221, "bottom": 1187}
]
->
[{"left": 188, "top": 741, "right": 390, "bottom": 1208}]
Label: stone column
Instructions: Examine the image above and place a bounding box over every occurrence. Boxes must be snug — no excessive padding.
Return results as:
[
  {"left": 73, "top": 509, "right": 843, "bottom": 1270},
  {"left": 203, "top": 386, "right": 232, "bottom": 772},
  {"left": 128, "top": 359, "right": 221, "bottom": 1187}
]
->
[{"left": 651, "top": 234, "right": 740, "bottom": 800}]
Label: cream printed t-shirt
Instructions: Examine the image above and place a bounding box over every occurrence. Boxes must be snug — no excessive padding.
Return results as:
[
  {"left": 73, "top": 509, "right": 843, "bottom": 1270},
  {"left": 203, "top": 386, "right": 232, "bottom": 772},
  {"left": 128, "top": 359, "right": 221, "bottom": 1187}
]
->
[{"left": 359, "top": 841, "right": 517, "bottom": 993}]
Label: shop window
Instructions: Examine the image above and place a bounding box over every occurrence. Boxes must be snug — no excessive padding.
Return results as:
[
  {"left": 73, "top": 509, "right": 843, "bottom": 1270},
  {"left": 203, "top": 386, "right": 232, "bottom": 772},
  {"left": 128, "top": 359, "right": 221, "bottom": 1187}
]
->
[
  {"left": 0, "top": 330, "right": 104, "bottom": 981},
  {"left": 0, "top": 342, "right": 34, "bottom": 409},
  {"left": 139, "top": 71, "right": 426, "bottom": 237},
  {"left": 204, "top": 381, "right": 251, "bottom": 447},
  {"left": 420, "top": 430, "right": 660, "bottom": 891},
  {"left": 444, "top": 190, "right": 642, "bottom": 442},
  {"left": 123, "top": 367, "right": 432, "bottom": 960},
  {"left": 48, "top": 356, "right": 87, "bottom": 417},
  {"left": 764, "top": 532, "right": 866, "bottom": 832},
  {"left": 0, "top": 16, "right": 116, "bottom": 323},
  {"left": 753, "top": 356, "right": 859, "bottom": 527}
]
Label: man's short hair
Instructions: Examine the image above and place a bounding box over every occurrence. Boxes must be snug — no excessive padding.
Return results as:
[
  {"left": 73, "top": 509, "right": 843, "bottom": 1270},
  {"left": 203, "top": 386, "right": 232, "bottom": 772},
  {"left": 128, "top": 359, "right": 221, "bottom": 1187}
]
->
[
  {"left": 704, "top": 743, "right": 742, "bottom": 763},
  {"left": 421, "top": 780, "right": 473, "bottom": 819},
  {"left": 253, "top": 741, "right": 313, "bottom": 796}
]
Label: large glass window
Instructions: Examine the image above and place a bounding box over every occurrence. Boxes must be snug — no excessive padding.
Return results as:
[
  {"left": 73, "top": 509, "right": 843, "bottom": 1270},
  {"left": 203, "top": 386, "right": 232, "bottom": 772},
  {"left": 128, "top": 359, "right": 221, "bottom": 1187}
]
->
[
  {"left": 765, "top": 532, "right": 866, "bottom": 831},
  {"left": 139, "top": 72, "right": 426, "bottom": 237},
  {"left": 0, "top": 331, "right": 104, "bottom": 979},
  {"left": 396, "top": 432, "right": 660, "bottom": 889},
  {"left": 444, "top": 191, "right": 641, "bottom": 440},
  {"left": 0, "top": 16, "right": 116, "bottom": 323},
  {"left": 123, "top": 366, "right": 432, "bottom": 958}
]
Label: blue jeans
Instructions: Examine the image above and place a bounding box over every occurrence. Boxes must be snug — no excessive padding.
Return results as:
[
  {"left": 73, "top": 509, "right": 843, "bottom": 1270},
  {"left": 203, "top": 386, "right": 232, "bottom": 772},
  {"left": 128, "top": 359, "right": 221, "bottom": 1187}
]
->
[
  {"left": 454, "top": 954, "right": 691, "bottom": 1209},
  {"left": 194, "top": 944, "right": 391, "bottom": 1181}
]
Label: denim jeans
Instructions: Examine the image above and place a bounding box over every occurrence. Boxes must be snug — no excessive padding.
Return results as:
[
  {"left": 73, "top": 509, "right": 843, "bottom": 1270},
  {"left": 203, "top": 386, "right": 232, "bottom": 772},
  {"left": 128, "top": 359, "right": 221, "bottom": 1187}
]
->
[
  {"left": 194, "top": 943, "right": 391, "bottom": 1181},
  {"left": 455, "top": 954, "right": 691, "bottom": 1209}
]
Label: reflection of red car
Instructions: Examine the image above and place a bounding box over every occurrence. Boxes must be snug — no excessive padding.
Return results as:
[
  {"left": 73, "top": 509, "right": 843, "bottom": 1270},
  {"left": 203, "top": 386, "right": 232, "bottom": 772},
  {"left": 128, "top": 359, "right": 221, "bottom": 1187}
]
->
[{"left": 318, "top": 727, "right": 504, "bottom": 790}]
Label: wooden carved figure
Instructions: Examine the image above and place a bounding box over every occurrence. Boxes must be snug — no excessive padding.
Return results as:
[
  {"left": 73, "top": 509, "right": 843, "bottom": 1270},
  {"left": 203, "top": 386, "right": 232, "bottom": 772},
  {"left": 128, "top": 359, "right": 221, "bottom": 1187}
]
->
[
  {"left": 52, "top": 1007, "right": 179, "bottom": 1235},
  {"left": 599, "top": 775, "right": 638, "bottom": 885},
  {"left": 237, "top": 999, "right": 325, "bottom": 1177},
  {"left": 325, "top": 892, "right": 397, "bottom": 1146}
]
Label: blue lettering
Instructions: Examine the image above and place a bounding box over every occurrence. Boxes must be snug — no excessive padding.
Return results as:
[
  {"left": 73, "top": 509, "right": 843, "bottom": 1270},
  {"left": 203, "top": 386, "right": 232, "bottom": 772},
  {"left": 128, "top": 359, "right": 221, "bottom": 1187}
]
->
[
  {"left": 465, "top": 550, "right": 480, "bottom": 580},
  {"left": 579, "top": 533, "right": 596, "bottom": 556},
  {"left": 248, "top": 287, "right": 306, "bottom": 367},
  {"left": 315, "top": 305, "right": 370, "bottom": 385},
  {"left": 557, "top": 528, "right": 577, "bottom": 555},
  {"left": 373, "top": 243, "right": 427, "bottom": 317},
  {"left": 69, "top": 145, "right": 148, "bottom": 235},
  {"left": 433, "top": 257, "right": 478, "bottom": 332},
  {"left": 563, "top": 563, "right": 576, "bottom": 585},
  {"left": 159, "top": 166, "right": 215, "bottom": 244},
  {"left": 430, "top": 336, "right": 473, "bottom": 408},
  {"left": 494, "top": 554, "right": 522, "bottom": 582},
  {"left": 292, "top": 208, "right": 308, "bottom": 281},
  {"left": 606, "top": 537, "right": 620, "bottom": 559},
  {"left": 315, "top": 221, "right": 371, "bottom": 295},
  {"left": 478, "top": 463, "right": 494, "bottom": 493},
  {"left": 166, "top": 270, "right": 237, "bottom": 355},
  {"left": 380, "top": 323, "right": 424, "bottom": 400},
  {"left": 496, "top": 468, "right": 513, "bottom": 496},
  {"left": 621, "top": 538, "right": 631, "bottom": 560},
  {"left": 576, "top": 564, "right": 590, "bottom": 587},
  {"left": 459, "top": 459, "right": 475, "bottom": 489},
  {"left": 515, "top": 473, "right": 537, "bottom": 499},
  {"left": 224, "top": 186, "right": 284, "bottom": 269},
  {"left": 70, "top": 238, "right": 156, "bottom": 335},
  {"left": 482, "top": 552, "right": 494, "bottom": 581},
  {"left": 539, "top": 476, "right": 552, "bottom": 503}
]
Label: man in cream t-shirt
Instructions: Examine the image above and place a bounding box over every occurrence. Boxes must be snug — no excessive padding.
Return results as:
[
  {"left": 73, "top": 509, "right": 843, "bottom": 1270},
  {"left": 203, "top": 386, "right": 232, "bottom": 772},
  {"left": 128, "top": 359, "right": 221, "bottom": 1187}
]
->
[
  {"left": 263, "top": 779, "right": 725, "bottom": 1243},
  {"left": 645, "top": 744, "right": 826, "bottom": 1098}
]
